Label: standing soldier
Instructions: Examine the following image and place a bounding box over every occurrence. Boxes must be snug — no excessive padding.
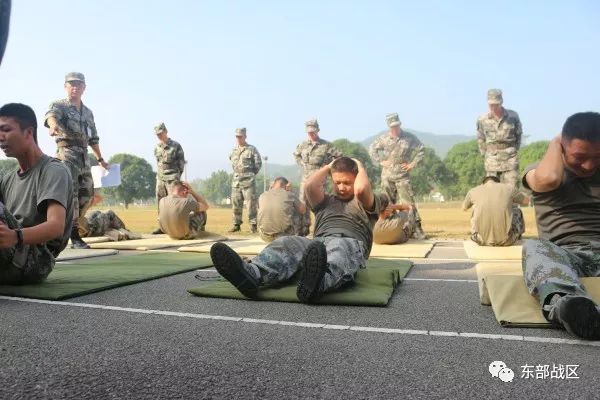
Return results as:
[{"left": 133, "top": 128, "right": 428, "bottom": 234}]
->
[
  {"left": 44, "top": 72, "right": 110, "bottom": 249},
  {"left": 293, "top": 119, "right": 341, "bottom": 236},
  {"left": 152, "top": 122, "right": 185, "bottom": 234},
  {"left": 229, "top": 127, "right": 262, "bottom": 233},
  {"left": 369, "top": 113, "right": 426, "bottom": 240},
  {"left": 477, "top": 89, "right": 523, "bottom": 187}
]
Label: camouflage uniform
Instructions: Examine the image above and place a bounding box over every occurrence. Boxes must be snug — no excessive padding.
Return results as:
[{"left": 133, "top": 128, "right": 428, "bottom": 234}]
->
[
  {"left": 44, "top": 97, "right": 98, "bottom": 228},
  {"left": 293, "top": 119, "right": 342, "bottom": 235},
  {"left": 80, "top": 210, "right": 140, "bottom": 241},
  {"left": 154, "top": 123, "right": 186, "bottom": 210},
  {"left": 477, "top": 89, "right": 523, "bottom": 187},
  {"left": 369, "top": 113, "right": 425, "bottom": 226},
  {"left": 229, "top": 128, "right": 262, "bottom": 226}
]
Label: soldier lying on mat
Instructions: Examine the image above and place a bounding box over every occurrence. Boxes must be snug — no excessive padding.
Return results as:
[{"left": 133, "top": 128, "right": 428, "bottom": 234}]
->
[
  {"left": 373, "top": 203, "right": 414, "bottom": 245},
  {"left": 462, "top": 176, "right": 529, "bottom": 246},
  {"left": 257, "top": 176, "right": 306, "bottom": 243},
  {"left": 0, "top": 103, "right": 73, "bottom": 284},
  {"left": 210, "top": 156, "right": 386, "bottom": 303},
  {"left": 77, "top": 193, "right": 140, "bottom": 241},
  {"left": 522, "top": 111, "right": 600, "bottom": 340},
  {"left": 159, "top": 181, "right": 209, "bottom": 240}
]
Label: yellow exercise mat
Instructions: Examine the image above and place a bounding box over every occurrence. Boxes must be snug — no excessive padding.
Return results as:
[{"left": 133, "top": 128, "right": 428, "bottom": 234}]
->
[
  {"left": 69, "top": 236, "right": 113, "bottom": 245},
  {"left": 484, "top": 275, "right": 600, "bottom": 327},
  {"left": 370, "top": 240, "right": 434, "bottom": 258},
  {"left": 476, "top": 262, "right": 522, "bottom": 305},
  {"left": 178, "top": 238, "right": 266, "bottom": 254},
  {"left": 463, "top": 240, "right": 522, "bottom": 260},
  {"left": 89, "top": 232, "right": 227, "bottom": 251},
  {"left": 57, "top": 248, "right": 119, "bottom": 261}
]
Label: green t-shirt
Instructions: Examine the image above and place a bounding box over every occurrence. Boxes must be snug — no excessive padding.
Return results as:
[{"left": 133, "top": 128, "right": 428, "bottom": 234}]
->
[
  {"left": 258, "top": 188, "right": 301, "bottom": 236},
  {"left": 523, "top": 163, "right": 600, "bottom": 246},
  {"left": 159, "top": 195, "right": 198, "bottom": 239},
  {"left": 373, "top": 212, "right": 409, "bottom": 245},
  {"left": 0, "top": 155, "right": 73, "bottom": 256}
]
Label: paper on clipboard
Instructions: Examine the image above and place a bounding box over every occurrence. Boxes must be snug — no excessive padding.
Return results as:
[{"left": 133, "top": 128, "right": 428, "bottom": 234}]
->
[{"left": 91, "top": 164, "right": 121, "bottom": 188}]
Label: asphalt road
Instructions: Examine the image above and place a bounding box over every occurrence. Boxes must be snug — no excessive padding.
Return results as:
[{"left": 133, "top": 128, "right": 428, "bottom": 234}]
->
[{"left": 1, "top": 241, "right": 598, "bottom": 399}]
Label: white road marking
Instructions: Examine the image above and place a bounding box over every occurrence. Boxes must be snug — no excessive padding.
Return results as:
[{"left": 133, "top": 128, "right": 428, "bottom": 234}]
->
[{"left": 1, "top": 295, "right": 598, "bottom": 348}]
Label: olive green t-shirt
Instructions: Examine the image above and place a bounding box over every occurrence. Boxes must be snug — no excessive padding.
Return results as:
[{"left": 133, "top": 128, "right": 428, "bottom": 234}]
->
[
  {"left": 0, "top": 155, "right": 73, "bottom": 256},
  {"left": 462, "top": 181, "right": 525, "bottom": 245},
  {"left": 258, "top": 188, "right": 300, "bottom": 236},
  {"left": 159, "top": 195, "right": 198, "bottom": 239},
  {"left": 373, "top": 212, "right": 409, "bottom": 245},
  {"left": 523, "top": 163, "right": 600, "bottom": 246},
  {"left": 311, "top": 193, "right": 384, "bottom": 257}
]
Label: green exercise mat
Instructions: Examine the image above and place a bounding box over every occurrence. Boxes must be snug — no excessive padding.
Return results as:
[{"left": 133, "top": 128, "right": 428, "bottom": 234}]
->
[
  {"left": 0, "top": 252, "right": 213, "bottom": 300},
  {"left": 188, "top": 258, "right": 412, "bottom": 306}
]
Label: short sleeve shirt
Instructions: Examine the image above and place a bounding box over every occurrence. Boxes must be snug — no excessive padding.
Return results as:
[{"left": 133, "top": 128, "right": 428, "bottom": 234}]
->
[
  {"left": 258, "top": 188, "right": 301, "bottom": 236},
  {"left": 159, "top": 195, "right": 198, "bottom": 239}
]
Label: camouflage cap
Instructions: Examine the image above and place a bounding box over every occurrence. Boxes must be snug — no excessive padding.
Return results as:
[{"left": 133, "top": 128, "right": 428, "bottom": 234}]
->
[
  {"left": 154, "top": 122, "right": 167, "bottom": 134},
  {"left": 235, "top": 127, "right": 247, "bottom": 136},
  {"left": 65, "top": 72, "right": 85, "bottom": 83},
  {"left": 487, "top": 89, "right": 503, "bottom": 105},
  {"left": 385, "top": 113, "right": 401, "bottom": 127},
  {"left": 305, "top": 119, "right": 319, "bottom": 133}
]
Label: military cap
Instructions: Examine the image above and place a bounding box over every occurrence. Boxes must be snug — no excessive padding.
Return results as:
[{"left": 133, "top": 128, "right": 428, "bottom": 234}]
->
[
  {"left": 305, "top": 119, "right": 319, "bottom": 133},
  {"left": 154, "top": 122, "right": 167, "bottom": 134},
  {"left": 65, "top": 72, "right": 85, "bottom": 83},
  {"left": 235, "top": 127, "right": 247, "bottom": 136},
  {"left": 487, "top": 89, "right": 503, "bottom": 105},
  {"left": 385, "top": 113, "right": 401, "bottom": 127}
]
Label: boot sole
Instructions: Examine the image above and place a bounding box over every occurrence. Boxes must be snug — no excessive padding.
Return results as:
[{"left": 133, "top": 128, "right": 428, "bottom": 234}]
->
[
  {"left": 297, "top": 241, "right": 327, "bottom": 303},
  {"left": 559, "top": 297, "right": 600, "bottom": 340},
  {"left": 210, "top": 242, "right": 258, "bottom": 298}
]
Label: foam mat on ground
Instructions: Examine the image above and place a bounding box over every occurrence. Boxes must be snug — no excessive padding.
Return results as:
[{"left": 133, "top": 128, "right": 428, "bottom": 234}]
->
[
  {"left": 0, "top": 252, "right": 213, "bottom": 300},
  {"left": 475, "top": 262, "right": 522, "bottom": 305},
  {"left": 56, "top": 248, "right": 119, "bottom": 261},
  {"left": 463, "top": 240, "right": 522, "bottom": 260},
  {"left": 89, "top": 232, "right": 226, "bottom": 250},
  {"left": 187, "top": 258, "right": 412, "bottom": 306}
]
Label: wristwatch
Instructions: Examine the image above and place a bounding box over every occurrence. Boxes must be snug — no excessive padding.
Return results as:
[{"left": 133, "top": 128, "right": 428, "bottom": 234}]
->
[
  {"left": 15, "top": 228, "right": 23, "bottom": 249},
  {"left": 97, "top": 157, "right": 104, "bottom": 163}
]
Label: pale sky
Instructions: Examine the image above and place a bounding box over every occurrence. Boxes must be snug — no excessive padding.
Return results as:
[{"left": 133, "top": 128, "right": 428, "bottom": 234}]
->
[{"left": 1, "top": 0, "right": 598, "bottom": 179}]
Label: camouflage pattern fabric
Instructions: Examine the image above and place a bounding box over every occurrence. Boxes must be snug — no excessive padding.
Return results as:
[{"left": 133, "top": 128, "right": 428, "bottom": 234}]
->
[
  {"left": 185, "top": 211, "right": 207, "bottom": 239},
  {"left": 44, "top": 99, "right": 99, "bottom": 224},
  {"left": 368, "top": 131, "right": 425, "bottom": 182},
  {"left": 294, "top": 138, "right": 342, "bottom": 235},
  {"left": 477, "top": 109, "right": 523, "bottom": 175},
  {"left": 250, "top": 235, "right": 366, "bottom": 291},
  {"left": 0, "top": 202, "right": 54, "bottom": 285},
  {"left": 471, "top": 205, "right": 524, "bottom": 246},
  {"left": 230, "top": 144, "right": 262, "bottom": 225},
  {"left": 485, "top": 169, "right": 520, "bottom": 188},
  {"left": 381, "top": 178, "right": 422, "bottom": 224},
  {"left": 154, "top": 138, "right": 185, "bottom": 182},
  {"left": 80, "top": 210, "right": 140, "bottom": 241},
  {"left": 522, "top": 239, "right": 600, "bottom": 308}
]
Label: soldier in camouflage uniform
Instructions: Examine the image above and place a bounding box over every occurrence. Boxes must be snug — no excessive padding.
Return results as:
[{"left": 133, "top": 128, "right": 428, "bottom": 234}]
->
[
  {"left": 229, "top": 128, "right": 262, "bottom": 233},
  {"left": 80, "top": 210, "right": 140, "bottom": 241},
  {"left": 153, "top": 122, "right": 186, "bottom": 234},
  {"left": 477, "top": 89, "right": 523, "bottom": 187},
  {"left": 44, "top": 72, "right": 110, "bottom": 249},
  {"left": 369, "top": 113, "right": 426, "bottom": 239},
  {"left": 522, "top": 112, "right": 600, "bottom": 340},
  {"left": 293, "top": 119, "right": 342, "bottom": 235}
]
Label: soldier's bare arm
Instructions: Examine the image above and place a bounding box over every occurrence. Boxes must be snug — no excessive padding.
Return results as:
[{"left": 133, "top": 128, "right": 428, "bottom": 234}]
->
[
  {"left": 304, "top": 163, "right": 330, "bottom": 208},
  {"left": 0, "top": 201, "right": 66, "bottom": 248},
  {"left": 90, "top": 144, "right": 109, "bottom": 169},
  {"left": 525, "top": 136, "right": 564, "bottom": 193},
  {"left": 352, "top": 158, "right": 375, "bottom": 211}
]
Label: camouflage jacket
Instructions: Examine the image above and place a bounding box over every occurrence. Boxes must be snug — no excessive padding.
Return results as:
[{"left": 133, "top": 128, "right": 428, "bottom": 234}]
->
[
  {"left": 154, "top": 138, "right": 185, "bottom": 181},
  {"left": 477, "top": 108, "right": 522, "bottom": 172},
  {"left": 229, "top": 144, "right": 262, "bottom": 183},
  {"left": 368, "top": 131, "right": 425, "bottom": 180},
  {"left": 44, "top": 99, "right": 99, "bottom": 152},
  {"left": 293, "top": 138, "right": 342, "bottom": 178}
]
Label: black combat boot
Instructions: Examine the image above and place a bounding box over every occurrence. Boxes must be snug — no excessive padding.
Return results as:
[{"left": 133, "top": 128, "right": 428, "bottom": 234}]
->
[
  {"left": 546, "top": 294, "right": 600, "bottom": 340},
  {"left": 412, "top": 221, "right": 427, "bottom": 240},
  {"left": 296, "top": 241, "right": 328, "bottom": 303},
  {"left": 151, "top": 227, "right": 163, "bottom": 234},
  {"left": 70, "top": 225, "right": 90, "bottom": 249},
  {"left": 250, "top": 224, "right": 257, "bottom": 233},
  {"left": 228, "top": 224, "right": 241, "bottom": 233},
  {"left": 210, "top": 242, "right": 259, "bottom": 298}
]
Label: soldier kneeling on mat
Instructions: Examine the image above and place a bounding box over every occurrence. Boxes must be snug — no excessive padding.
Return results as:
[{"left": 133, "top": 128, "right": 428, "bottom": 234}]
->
[
  {"left": 0, "top": 103, "right": 73, "bottom": 284},
  {"left": 462, "top": 176, "right": 529, "bottom": 246},
  {"left": 257, "top": 176, "right": 306, "bottom": 243},
  {"left": 210, "top": 156, "right": 386, "bottom": 303},
  {"left": 159, "top": 181, "right": 209, "bottom": 240},
  {"left": 522, "top": 111, "right": 600, "bottom": 340},
  {"left": 373, "top": 203, "right": 414, "bottom": 245}
]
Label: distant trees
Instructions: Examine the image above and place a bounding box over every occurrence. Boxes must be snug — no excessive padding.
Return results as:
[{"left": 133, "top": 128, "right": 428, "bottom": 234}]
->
[
  {"left": 194, "top": 170, "right": 232, "bottom": 204},
  {"left": 518, "top": 141, "right": 549, "bottom": 176},
  {"left": 442, "top": 140, "right": 485, "bottom": 198},
  {"left": 0, "top": 158, "right": 17, "bottom": 177},
  {"left": 332, "top": 138, "right": 381, "bottom": 186},
  {"left": 102, "top": 153, "right": 155, "bottom": 208},
  {"left": 411, "top": 148, "right": 455, "bottom": 197}
]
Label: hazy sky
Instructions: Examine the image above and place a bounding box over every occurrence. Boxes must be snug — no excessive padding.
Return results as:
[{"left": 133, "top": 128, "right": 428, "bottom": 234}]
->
[{"left": 1, "top": 0, "right": 598, "bottom": 179}]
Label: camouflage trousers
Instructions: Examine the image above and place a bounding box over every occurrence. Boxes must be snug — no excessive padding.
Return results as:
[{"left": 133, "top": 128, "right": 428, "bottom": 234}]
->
[
  {"left": 249, "top": 235, "right": 366, "bottom": 292},
  {"left": 471, "top": 206, "right": 525, "bottom": 246},
  {"left": 232, "top": 183, "right": 257, "bottom": 225},
  {"left": 0, "top": 202, "right": 54, "bottom": 285},
  {"left": 522, "top": 239, "right": 600, "bottom": 308},
  {"left": 184, "top": 211, "right": 207, "bottom": 239},
  {"left": 80, "top": 210, "right": 141, "bottom": 241},
  {"left": 486, "top": 169, "right": 519, "bottom": 188},
  {"left": 381, "top": 177, "right": 422, "bottom": 223},
  {"left": 57, "top": 147, "right": 94, "bottom": 227}
]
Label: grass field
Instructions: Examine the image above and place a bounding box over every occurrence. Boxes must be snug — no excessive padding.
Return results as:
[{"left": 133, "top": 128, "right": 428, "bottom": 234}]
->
[{"left": 92, "top": 201, "right": 538, "bottom": 240}]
